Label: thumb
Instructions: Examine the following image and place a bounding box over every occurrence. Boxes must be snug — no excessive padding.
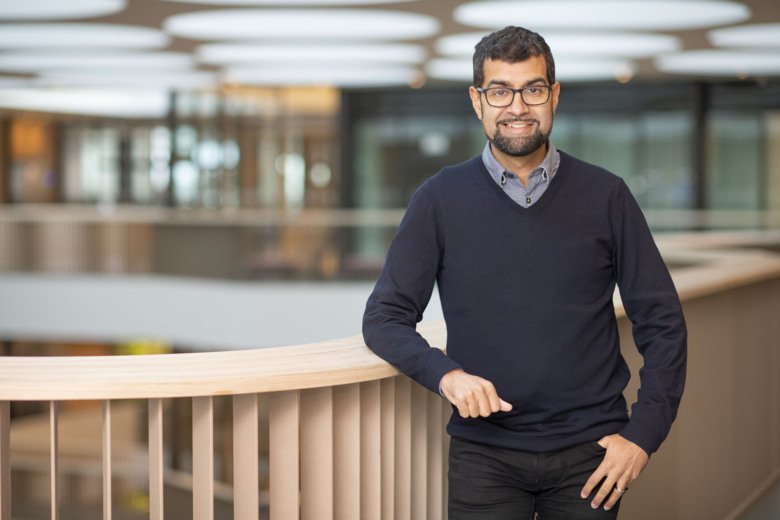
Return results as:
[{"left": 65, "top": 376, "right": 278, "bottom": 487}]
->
[{"left": 499, "top": 398, "right": 513, "bottom": 412}]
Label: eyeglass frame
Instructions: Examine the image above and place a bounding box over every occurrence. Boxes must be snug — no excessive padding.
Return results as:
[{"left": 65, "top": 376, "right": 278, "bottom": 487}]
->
[{"left": 474, "top": 84, "right": 554, "bottom": 107}]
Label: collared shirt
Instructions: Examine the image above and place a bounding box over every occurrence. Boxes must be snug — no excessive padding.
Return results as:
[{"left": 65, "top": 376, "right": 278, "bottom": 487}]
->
[{"left": 481, "top": 140, "right": 561, "bottom": 208}]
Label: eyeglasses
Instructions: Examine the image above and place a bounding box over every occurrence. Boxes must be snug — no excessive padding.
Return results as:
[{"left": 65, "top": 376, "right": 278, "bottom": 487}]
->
[{"left": 475, "top": 85, "right": 552, "bottom": 107}]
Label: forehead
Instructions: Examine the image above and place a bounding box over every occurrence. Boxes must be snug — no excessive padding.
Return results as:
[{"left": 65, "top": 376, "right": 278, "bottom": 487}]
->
[{"left": 481, "top": 55, "right": 548, "bottom": 85}]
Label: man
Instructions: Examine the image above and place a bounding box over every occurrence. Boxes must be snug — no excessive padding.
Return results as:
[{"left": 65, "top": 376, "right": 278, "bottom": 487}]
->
[{"left": 363, "top": 26, "right": 686, "bottom": 519}]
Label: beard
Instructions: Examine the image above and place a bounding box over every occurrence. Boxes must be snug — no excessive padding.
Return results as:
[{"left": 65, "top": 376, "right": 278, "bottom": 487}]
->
[
  {"left": 490, "top": 127, "right": 550, "bottom": 157},
  {"left": 488, "top": 113, "right": 554, "bottom": 157}
]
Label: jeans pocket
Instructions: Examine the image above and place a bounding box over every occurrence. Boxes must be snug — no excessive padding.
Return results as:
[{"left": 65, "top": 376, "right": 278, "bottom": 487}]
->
[{"left": 588, "top": 440, "right": 607, "bottom": 453}]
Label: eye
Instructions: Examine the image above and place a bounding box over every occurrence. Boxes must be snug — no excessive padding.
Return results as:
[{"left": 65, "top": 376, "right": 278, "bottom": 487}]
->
[
  {"left": 525, "top": 87, "right": 544, "bottom": 95},
  {"left": 491, "top": 88, "right": 511, "bottom": 97}
]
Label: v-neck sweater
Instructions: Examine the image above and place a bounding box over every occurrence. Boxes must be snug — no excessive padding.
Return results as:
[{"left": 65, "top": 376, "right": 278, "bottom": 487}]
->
[{"left": 363, "top": 152, "right": 687, "bottom": 456}]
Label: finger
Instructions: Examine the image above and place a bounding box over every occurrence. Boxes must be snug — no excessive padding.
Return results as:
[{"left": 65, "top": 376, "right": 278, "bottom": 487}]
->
[
  {"left": 476, "top": 388, "right": 495, "bottom": 417},
  {"left": 483, "top": 382, "right": 501, "bottom": 413},
  {"left": 603, "top": 486, "right": 625, "bottom": 511},
  {"left": 580, "top": 463, "right": 607, "bottom": 499},
  {"left": 467, "top": 395, "right": 480, "bottom": 418},
  {"left": 499, "top": 398, "right": 513, "bottom": 412},
  {"left": 591, "top": 475, "right": 617, "bottom": 509},
  {"left": 455, "top": 401, "right": 470, "bottom": 418}
]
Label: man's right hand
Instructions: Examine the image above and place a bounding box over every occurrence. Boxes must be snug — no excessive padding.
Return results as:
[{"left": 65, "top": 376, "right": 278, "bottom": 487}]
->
[{"left": 439, "top": 369, "right": 513, "bottom": 418}]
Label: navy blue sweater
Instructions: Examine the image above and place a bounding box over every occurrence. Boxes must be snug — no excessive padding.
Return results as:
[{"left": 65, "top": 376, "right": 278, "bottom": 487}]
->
[{"left": 362, "top": 152, "right": 687, "bottom": 456}]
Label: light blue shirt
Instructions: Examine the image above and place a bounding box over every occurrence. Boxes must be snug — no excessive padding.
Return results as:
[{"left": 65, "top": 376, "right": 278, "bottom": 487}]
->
[{"left": 481, "top": 140, "right": 561, "bottom": 208}]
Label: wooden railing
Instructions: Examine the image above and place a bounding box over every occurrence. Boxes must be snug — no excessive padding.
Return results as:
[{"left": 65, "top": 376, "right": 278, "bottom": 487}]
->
[
  {"left": 1, "top": 232, "right": 779, "bottom": 520},
  {"left": 0, "top": 320, "right": 451, "bottom": 520}
]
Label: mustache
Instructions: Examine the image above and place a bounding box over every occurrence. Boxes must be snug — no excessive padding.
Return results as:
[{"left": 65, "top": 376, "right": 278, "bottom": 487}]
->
[{"left": 497, "top": 117, "right": 538, "bottom": 125}]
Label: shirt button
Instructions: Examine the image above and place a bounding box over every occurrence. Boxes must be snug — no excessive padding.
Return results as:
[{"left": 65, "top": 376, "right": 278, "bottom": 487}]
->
[{"left": 526, "top": 197, "right": 532, "bottom": 204}]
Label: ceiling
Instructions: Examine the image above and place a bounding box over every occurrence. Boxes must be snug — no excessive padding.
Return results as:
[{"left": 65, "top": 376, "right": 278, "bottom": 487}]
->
[{"left": 0, "top": 0, "right": 778, "bottom": 117}]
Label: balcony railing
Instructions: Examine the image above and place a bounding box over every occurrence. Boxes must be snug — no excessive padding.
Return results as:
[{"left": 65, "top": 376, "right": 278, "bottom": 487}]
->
[{"left": 0, "top": 230, "right": 779, "bottom": 520}]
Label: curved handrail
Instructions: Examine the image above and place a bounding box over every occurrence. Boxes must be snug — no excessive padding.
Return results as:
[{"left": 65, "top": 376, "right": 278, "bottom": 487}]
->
[
  {"left": 1, "top": 234, "right": 778, "bottom": 402},
  {"left": 0, "top": 321, "right": 444, "bottom": 401}
]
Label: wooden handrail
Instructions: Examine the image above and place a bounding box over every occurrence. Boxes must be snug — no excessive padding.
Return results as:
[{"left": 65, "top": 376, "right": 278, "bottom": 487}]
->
[{"left": 0, "top": 322, "right": 445, "bottom": 401}]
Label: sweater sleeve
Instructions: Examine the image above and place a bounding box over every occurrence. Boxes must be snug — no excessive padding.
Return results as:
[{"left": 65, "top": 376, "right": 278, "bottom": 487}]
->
[
  {"left": 362, "top": 182, "right": 462, "bottom": 393},
  {"left": 611, "top": 181, "right": 688, "bottom": 455}
]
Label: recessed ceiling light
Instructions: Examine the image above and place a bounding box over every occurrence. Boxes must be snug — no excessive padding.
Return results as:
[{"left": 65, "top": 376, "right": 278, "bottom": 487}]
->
[
  {"left": 656, "top": 50, "right": 780, "bottom": 77},
  {"left": 164, "top": 0, "right": 414, "bottom": 3},
  {"left": 36, "top": 70, "right": 217, "bottom": 89},
  {"left": 0, "top": 24, "right": 169, "bottom": 49},
  {"left": 197, "top": 42, "right": 426, "bottom": 65},
  {"left": 0, "top": 52, "right": 193, "bottom": 73},
  {"left": 0, "top": 0, "right": 125, "bottom": 20},
  {"left": 708, "top": 23, "right": 780, "bottom": 48},
  {"left": 225, "top": 64, "right": 418, "bottom": 87},
  {"left": 436, "top": 31, "right": 680, "bottom": 58},
  {"left": 454, "top": 0, "right": 750, "bottom": 30},
  {"left": 0, "top": 88, "right": 169, "bottom": 118},
  {"left": 164, "top": 8, "right": 439, "bottom": 40},
  {"left": 426, "top": 57, "right": 636, "bottom": 83}
]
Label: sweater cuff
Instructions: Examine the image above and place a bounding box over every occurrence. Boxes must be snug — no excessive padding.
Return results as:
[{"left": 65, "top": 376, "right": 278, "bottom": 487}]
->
[
  {"left": 423, "top": 349, "right": 462, "bottom": 396},
  {"left": 618, "top": 419, "right": 660, "bottom": 456}
]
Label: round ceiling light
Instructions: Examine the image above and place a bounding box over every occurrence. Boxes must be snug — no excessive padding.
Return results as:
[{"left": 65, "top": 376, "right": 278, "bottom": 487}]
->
[
  {"left": 36, "top": 70, "right": 217, "bottom": 89},
  {"left": 225, "top": 64, "right": 418, "bottom": 87},
  {"left": 164, "top": 8, "right": 439, "bottom": 40},
  {"left": 0, "top": 88, "right": 169, "bottom": 118},
  {"left": 708, "top": 23, "right": 780, "bottom": 48},
  {"left": 454, "top": 0, "right": 750, "bottom": 30},
  {"left": 436, "top": 31, "right": 680, "bottom": 58},
  {"left": 163, "top": 0, "right": 414, "bottom": 3},
  {"left": 426, "top": 57, "right": 635, "bottom": 83},
  {"left": 197, "top": 42, "right": 426, "bottom": 65},
  {"left": 0, "top": 76, "right": 30, "bottom": 88},
  {"left": 0, "top": 52, "right": 193, "bottom": 72},
  {"left": 0, "top": 23, "right": 169, "bottom": 49},
  {"left": 656, "top": 50, "right": 780, "bottom": 77},
  {"left": 0, "top": 0, "right": 125, "bottom": 20}
]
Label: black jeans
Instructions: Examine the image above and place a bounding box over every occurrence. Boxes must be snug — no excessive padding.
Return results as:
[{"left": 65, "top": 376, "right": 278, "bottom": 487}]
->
[{"left": 448, "top": 436, "right": 621, "bottom": 520}]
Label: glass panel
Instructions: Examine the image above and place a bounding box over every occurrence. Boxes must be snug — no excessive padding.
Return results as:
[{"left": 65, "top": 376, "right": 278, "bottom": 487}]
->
[
  {"left": 765, "top": 111, "right": 780, "bottom": 212},
  {"left": 639, "top": 112, "right": 693, "bottom": 209},
  {"left": 707, "top": 111, "right": 761, "bottom": 210}
]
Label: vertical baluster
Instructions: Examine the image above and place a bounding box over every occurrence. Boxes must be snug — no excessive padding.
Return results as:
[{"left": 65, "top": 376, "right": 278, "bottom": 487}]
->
[
  {"left": 50, "top": 401, "right": 59, "bottom": 520},
  {"left": 269, "top": 390, "right": 300, "bottom": 520},
  {"left": 426, "top": 391, "right": 443, "bottom": 520},
  {"left": 300, "top": 387, "right": 333, "bottom": 520},
  {"left": 193, "top": 396, "right": 214, "bottom": 520},
  {"left": 394, "top": 377, "right": 411, "bottom": 520},
  {"left": 333, "top": 384, "right": 360, "bottom": 520},
  {"left": 0, "top": 401, "right": 10, "bottom": 520},
  {"left": 380, "top": 378, "right": 395, "bottom": 520},
  {"left": 233, "top": 394, "right": 259, "bottom": 520},
  {"left": 103, "top": 400, "right": 112, "bottom": 520},
  {"left": 360, "top": 381, "right": 381, "bottom": 520},
  {"left": 149, "top": 399, "right": 164, "bottom": 520},
  {"left": 410, "top": 384, "right": 428, "bottom": 520}
]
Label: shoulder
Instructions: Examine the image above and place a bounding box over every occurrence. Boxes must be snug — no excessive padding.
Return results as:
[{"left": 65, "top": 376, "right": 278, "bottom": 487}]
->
[
  {"left": 559, "top": 151, "right": 626, "bottom": 190},
  {"left": 422, "top": 156, "right": 484, "bottom": 192}
]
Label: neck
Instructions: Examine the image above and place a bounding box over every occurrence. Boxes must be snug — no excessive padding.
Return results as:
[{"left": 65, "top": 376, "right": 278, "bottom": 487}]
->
[{"left": 491, "top": 143, "right": 548, "bottom": 185}]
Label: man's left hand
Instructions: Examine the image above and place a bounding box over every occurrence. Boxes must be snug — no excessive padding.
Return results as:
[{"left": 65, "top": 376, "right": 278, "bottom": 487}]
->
[{"left": 580, "top": 434, "right": 649, "bottom": 511}]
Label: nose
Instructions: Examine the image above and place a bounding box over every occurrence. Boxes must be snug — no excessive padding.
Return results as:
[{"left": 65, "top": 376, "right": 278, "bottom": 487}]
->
[{"left": 506, "top": 91, "right": 529, "bottom": 114}]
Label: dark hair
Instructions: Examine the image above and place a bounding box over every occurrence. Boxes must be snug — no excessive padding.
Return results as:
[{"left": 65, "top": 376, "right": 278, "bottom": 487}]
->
[{"left": 472, "top": 26, "right": 555, "bottom": 87}]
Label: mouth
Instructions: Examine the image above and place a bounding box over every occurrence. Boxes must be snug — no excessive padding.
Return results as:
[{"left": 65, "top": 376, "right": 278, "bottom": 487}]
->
[{"left": 499, "top": 119, "right": 537, "bottom": 132}]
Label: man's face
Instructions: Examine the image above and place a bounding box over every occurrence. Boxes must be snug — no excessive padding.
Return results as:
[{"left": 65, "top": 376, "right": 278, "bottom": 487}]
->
[{"left": 469, "top": 56, "right": 560, "bottom": 158}]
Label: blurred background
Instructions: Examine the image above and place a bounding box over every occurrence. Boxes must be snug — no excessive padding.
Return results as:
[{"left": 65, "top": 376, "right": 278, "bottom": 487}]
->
[{"left": 0, "top": 0, "right": 779, "bottom": 518}]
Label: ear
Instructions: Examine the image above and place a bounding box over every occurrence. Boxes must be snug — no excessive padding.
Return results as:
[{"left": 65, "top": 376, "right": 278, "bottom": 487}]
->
[
  {"left": 551, "top": 82, "right": 561, "bottom": 113},
  {"left": 468, "top": 86, "right": 483, "bottom": 120}
]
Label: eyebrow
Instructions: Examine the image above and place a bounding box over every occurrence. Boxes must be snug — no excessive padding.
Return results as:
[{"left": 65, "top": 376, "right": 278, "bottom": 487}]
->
[{"left": 486, "top": 77, "right": 548, "bottom": 88}]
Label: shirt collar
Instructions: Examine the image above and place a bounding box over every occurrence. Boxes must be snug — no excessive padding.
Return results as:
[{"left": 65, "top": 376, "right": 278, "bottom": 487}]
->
[{"left": 481, "top": 140, "right": 560, "bottom": 184}]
